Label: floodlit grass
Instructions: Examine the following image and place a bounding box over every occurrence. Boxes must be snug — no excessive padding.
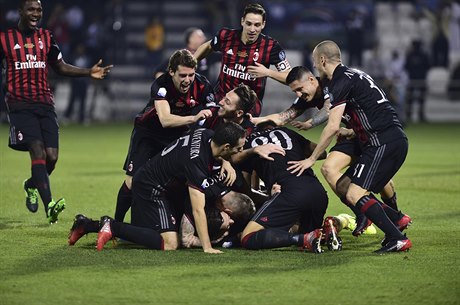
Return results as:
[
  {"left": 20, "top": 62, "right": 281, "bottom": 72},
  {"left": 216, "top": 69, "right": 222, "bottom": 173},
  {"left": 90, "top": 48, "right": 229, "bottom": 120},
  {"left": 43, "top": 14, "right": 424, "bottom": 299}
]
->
[{"left": 0, "top": 122, "right": 459, "bottom": 305}]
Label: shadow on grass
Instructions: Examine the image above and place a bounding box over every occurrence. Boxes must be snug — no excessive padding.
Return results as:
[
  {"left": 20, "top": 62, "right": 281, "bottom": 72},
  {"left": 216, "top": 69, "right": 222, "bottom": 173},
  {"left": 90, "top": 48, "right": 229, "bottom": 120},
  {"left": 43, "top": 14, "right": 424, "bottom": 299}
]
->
[
  {"left": 0, "top": 218, "right": 50, "bottom": 230},
  {"left": 4, "top": 237, "right": 372, "bottom": 278}
]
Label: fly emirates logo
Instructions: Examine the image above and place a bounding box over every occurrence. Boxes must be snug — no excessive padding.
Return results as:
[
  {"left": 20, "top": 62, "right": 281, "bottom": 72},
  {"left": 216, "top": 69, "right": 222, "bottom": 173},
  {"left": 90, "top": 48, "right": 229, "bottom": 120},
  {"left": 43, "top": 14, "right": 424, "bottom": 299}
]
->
[
  {"left": 15, "top": 54, "right": 46, "bottom": 70},
  {"left": 222, "top": 63, "right": 256, "bottom": 81}
]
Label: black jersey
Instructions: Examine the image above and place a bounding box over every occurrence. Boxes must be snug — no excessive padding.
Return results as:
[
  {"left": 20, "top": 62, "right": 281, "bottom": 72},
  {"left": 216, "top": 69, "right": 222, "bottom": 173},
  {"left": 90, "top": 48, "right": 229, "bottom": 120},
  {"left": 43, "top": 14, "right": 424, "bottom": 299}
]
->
[
  {"left": 141, "top": 128, "right": 218, "bottom": 193},
  {"left": 134, "top": 72, "right": 215, "bottom": 142},
  {"left": 241, "top": 127, "right": 314, "bottom": 190},
  {"left": 325, "top": 65, "right": 405, "bottom": 146},
  {"left": 0, "top": 27, "right": 62, "bottom": 109},
  {"left": 210, "top": 28, "right": 291, "bottom": 115}
]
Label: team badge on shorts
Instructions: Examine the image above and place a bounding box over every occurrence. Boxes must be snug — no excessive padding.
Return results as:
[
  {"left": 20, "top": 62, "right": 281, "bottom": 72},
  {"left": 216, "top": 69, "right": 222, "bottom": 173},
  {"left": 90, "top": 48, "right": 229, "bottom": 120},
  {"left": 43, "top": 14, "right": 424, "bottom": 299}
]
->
[
  {"left": 17, "top": 131, "right": 23, "bottom": 142},
  {"left": 128, "top": 162, "right": 134, "bottom": 173}
]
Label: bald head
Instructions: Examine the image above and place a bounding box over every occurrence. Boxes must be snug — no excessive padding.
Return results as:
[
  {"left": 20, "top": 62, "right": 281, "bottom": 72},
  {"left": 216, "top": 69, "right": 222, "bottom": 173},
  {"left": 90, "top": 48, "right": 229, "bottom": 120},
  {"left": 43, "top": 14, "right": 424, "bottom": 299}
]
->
[
  {"left": 313, "top": 40, "right": 342, "bottom": 63},
  {"left": 312, "top": 40, "right": 342, "bottom": 79}
]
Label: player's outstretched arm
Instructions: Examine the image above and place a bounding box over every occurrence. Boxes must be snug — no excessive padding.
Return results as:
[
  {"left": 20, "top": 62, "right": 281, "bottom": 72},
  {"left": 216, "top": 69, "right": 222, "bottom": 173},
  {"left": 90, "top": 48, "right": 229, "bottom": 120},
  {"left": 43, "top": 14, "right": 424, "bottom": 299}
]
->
[
  {"left": 52, "top": 59, "right": 113, "bottom": 79},
  {"left": 193, "top": 40, "right": 213, "bottom": 62}
]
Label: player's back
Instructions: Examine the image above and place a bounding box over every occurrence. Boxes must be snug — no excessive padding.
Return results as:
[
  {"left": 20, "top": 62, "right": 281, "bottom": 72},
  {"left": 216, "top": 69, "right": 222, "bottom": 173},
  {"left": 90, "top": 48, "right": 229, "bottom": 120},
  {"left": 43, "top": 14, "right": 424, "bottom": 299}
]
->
[
  {"left": 244, "top": 126, "right": 314, "bottom": 187},
  {"left": 140, "top": 128, "right": 214, "bottom": 189}
]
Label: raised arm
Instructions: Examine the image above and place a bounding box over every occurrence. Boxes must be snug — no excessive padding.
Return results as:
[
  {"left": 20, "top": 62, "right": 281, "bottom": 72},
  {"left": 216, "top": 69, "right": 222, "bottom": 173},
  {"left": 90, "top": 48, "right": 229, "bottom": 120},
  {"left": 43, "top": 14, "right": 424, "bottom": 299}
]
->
[
  {"left": 52, "top": 59, "right": 113, "bottom": 79},
  {"left": 193, "top": 40, "right": 213, "bottom": 62}
]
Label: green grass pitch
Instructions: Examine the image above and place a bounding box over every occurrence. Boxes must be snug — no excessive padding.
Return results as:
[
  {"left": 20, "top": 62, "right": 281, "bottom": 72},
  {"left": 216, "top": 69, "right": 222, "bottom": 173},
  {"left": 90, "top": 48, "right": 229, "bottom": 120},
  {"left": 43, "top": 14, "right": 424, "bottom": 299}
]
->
[{"left": 0, "top": 122, "right": 459, "bottom": 305}]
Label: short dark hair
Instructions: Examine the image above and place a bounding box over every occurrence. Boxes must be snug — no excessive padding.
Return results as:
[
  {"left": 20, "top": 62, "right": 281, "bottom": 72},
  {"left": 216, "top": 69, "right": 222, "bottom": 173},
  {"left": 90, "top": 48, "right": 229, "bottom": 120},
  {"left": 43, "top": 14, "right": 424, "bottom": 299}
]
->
[
  {"left": 19, "top": 0, "right": 39, "bottom": 9},
  {"left": 233, "top": 83, "right": 257, "bottom": 113},
  {"left": 184, "top": 27, "right": 200, "bottom": 45},
  {"left": 256, "top": 120, "right": 277, "bottom": 130},
  {"left": 286, "top": 66, "right": 313, "bottom": 85},
  {"left": 243, "top": 3, "right": 266, "bottom": 21},
  {"left": 168, "top": 49, "right": 197, "bottom": 72},
  {"left": 205, "top": 207, "right": 224, "bottom": 240},
  {"left": 212, "top": 122, "right": 246, "bottom": 147}
]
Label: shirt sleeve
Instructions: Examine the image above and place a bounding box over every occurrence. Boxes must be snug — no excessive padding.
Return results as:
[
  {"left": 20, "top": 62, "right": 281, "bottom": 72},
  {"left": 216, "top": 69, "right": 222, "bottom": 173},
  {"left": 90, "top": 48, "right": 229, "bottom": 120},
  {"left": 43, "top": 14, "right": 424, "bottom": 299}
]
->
[
  {"left": 47, "top": 33, "right": 62, "bottom": 65},
  {"left": 210, "top": 28, "right": 225, "bottom": 52},
  {"left": 184, "top": 158, "right": 209, "bottom": 192},
  {"left": 150, "top": 75, "right": 169, "bottom": 101},
  {"left": 269, "top": 41, "right": 291, "bottom": 72},
  {"left": 328, "top": 75, "right": 352, "bottom": 109}
]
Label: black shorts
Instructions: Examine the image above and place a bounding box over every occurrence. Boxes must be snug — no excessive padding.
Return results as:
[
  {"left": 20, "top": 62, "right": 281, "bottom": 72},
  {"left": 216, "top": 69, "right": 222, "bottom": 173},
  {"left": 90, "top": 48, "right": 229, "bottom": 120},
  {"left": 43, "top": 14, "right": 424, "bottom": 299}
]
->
[
  {"left": 252, "top": 175, "right": 328, "bottom": 233},
  {"left": 7, "top": 107, "right": 59, "bottom": 151},
  {"left": 130, "top": 168, "right": 180, "bottom": 233},
  {"left": 344, "top": 138, "right": 408, "bottom": 193},
  {"left": 123, "top": 128, "right": 170, "bottom": 176},
  {"left": 330, "top": 137, "right": 362, "bottom": 158}
]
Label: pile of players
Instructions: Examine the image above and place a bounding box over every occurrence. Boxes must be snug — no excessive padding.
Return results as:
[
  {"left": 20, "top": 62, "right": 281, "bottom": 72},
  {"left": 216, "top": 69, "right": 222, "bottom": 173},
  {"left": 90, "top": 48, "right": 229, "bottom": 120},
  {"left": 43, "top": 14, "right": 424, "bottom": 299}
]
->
[{"left": 4, "top": 1, "right": 411, "bottom": 254}]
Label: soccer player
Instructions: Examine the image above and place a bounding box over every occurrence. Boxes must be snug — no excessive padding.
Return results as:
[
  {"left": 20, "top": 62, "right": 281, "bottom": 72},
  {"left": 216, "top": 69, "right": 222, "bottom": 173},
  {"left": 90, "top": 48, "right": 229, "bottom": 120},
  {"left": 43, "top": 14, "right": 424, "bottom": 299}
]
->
[
  {"left": 0, "top": 0, "right": 112, "bottom": 223},
  {"left": 114, "top": 49, "right": 215, "bottom": 222},
  {"left": 69, "top": 122, "right": 247, "bottom": 254},
  {"left": 253, "top": 66, "right": 401, "bottom": 236},
  {"left": 180, "top": 191, "right": 256, "bottom": 248},
  {"left": 287, "top": 40, "right": 412, "bottom": 253},
  {"left": 238, "top": 121, "right": 329, "bottom": 253},
  {"left": 194, "top": 3, "right": 291, "bottom": 116},
  {"left": 155, "top": 27, "right": 209, "bottom": 79},
  {"left": 198, "top": 83, "right": 256, "bottom": 135}
]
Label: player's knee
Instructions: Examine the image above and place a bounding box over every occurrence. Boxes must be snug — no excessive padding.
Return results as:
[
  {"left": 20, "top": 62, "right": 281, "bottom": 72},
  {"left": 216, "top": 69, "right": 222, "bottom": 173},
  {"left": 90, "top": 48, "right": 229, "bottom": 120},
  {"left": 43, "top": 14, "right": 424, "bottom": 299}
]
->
[
  {"left": 320, "top": 162, "right": 330, "bottom": 179},
  {"left": 28, "top": 141, "right": 46, "bottom": 160},
  {"left": 320, "top": 161, "right": 336, "bottom": 184},
  {"left": 161, "top": 232, "right": 179, "bottom": 250}
]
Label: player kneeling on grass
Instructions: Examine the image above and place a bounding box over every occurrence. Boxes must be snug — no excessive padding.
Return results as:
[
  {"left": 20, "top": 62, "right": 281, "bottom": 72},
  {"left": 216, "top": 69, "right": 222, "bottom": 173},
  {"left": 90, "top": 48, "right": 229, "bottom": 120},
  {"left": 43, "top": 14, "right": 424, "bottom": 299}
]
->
[
  {"left": 68, "top": 122, "right": 246, "bottom": 254},
  {"left": 236, "top": 121, "right": 330, "bottom": 253}
]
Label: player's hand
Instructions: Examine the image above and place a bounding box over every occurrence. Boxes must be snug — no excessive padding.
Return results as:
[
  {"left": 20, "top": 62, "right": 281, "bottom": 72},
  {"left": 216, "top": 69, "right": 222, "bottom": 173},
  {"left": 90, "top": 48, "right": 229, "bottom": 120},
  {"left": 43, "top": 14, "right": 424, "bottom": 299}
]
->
[
  {"left": 248, "top": 62, "right": 269, "bottom": 78},
  {"left": 271, "top": 183, "right": 281, "bottom": 195},
  {"left": 90, "top": 59, "right": 113, "bottom": 79},
  {"left": 220, "top": 159, "right": 236, "bottom": 186},
  {"left": 204, "top": 247, "right": 223, "bottom": 254},
  {"left": 254, "top": 143, "right": 285, "bottom": 161},
  {"left": 287, "top": 158, "right": 315, "bottom": 176},
  {"left": 336, "top": 127, "right": 355, "bottom": 142},
  {"left": 194, "top": 109, "right": 213, "bottom": 122},
  {"left": 291, "top": 119, "right": 313, "bottom": 130}
]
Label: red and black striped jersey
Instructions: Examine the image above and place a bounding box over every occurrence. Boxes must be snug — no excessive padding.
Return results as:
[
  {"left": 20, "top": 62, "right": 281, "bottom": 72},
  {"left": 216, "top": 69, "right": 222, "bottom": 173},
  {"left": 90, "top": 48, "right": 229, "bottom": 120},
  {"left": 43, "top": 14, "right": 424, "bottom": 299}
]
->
[
  {"left": 211, "top": 28, "right": 291, "bottom": 116},
  {"left": 0, "top": 27, "right": 62, "bottom": 109},
  {"left": 134, "top": 72, "right": 215, "bottom": 142}
]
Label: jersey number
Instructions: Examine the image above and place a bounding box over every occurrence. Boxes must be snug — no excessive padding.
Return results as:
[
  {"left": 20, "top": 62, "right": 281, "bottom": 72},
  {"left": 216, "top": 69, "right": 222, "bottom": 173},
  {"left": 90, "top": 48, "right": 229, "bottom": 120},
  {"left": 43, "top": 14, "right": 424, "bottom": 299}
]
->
[
  {"left": 251, "top": 129, "right": 293, "bottom": 150},
  {"left": 353, "top": 163, "right": 365, "bottom": 178},
  {"left": 161, "top": 135, "right": 190, "bottom": 156},
  {"left": 360, "top": 73, "right": 388, "bottom": 104}
]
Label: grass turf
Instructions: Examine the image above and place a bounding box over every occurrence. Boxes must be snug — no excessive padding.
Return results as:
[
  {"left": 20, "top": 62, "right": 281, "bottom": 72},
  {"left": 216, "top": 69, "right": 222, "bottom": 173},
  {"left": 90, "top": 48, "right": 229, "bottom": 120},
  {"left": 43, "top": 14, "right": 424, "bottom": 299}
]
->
[{"left": 0, "top": 122, "right": 459, "bottom": 305}]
